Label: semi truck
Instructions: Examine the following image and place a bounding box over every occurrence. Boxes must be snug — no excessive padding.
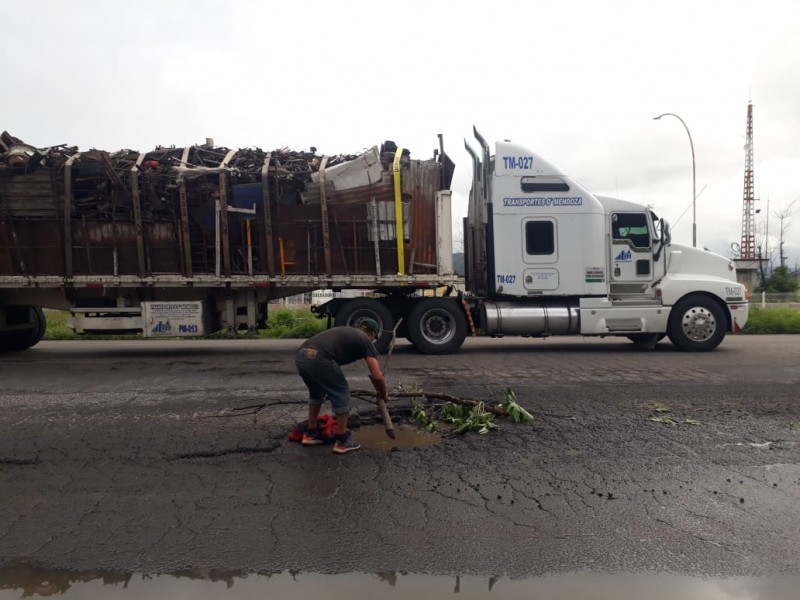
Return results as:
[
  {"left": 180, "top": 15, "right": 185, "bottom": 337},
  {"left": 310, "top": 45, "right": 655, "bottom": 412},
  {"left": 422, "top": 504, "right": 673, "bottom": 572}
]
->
[{"left": 0, "top": 128, "right": 748, "bottom": 354}]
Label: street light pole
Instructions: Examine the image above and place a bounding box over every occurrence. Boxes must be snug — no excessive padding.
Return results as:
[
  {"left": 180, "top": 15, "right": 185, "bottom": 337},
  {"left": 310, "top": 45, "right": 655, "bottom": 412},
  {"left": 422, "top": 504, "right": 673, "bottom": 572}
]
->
[{"left": 654, "top": 113, "right": 697, "bottom": 248}]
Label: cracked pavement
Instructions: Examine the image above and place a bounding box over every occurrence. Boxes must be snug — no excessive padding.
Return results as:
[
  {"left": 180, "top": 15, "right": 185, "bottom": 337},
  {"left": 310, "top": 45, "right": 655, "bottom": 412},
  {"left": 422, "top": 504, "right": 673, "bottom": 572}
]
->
[{"left": 1, "top": 335, "right": 799, "bottom": 577}]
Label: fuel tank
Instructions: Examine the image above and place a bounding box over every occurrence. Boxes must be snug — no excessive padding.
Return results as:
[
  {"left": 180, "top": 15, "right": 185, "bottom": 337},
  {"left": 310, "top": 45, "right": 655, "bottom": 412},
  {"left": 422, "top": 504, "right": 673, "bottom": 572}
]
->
[{"left": 482, "top": 300, "right": 581, "bottom": 336}]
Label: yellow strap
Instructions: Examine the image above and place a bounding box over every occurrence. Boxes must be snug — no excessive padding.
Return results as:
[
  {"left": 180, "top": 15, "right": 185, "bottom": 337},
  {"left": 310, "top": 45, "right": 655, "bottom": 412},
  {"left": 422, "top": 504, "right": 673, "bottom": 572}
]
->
[{"left": 393, "top": 148, "right": 405, "bottom": 275}]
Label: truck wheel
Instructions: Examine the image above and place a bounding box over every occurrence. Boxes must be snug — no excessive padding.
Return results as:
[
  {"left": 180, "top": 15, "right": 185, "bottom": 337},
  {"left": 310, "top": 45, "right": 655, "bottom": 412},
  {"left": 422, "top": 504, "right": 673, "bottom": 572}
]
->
[
  {"left": 667, "top": 295, "right": 726, "bottom": 352},
  {"left": 407, "top": 298, "right": 467, "bottom": 355},
  {"left": 627, "top": 333, "right": 666, "bottom": 347},
  {"left": 334, "top": 299, "right": 394, "bottom": 354}
]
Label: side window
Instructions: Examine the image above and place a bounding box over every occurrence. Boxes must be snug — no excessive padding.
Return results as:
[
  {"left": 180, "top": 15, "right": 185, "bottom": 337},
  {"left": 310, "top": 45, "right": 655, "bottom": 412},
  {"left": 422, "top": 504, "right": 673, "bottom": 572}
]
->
[
  {"left": 525, "top": 220, "right": 555, "bottom": 255},
  {"left": 612, "top": 213, "right": 650, "bottom": 248},
  {"left": 520, "top": 177, "right": 569, "bottom": 193}
]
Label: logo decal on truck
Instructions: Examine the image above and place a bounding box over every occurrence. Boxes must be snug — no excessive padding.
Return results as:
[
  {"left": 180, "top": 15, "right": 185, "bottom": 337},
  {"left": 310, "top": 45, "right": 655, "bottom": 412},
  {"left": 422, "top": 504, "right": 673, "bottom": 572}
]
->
[
  {"left": 150, "top": 320, "right": 171, "bottom": 334},
  {"left": 614, "top": 249, "right": 632, "bottom": 261},
  {"left": 503, "top": 197, "right": 583, "bottom": 207}
]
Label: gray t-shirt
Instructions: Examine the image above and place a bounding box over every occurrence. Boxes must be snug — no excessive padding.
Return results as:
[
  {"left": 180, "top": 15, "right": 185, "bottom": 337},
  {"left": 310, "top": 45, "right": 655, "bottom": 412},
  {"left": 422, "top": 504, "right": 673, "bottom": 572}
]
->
[{"left": 299, "top": 327, "right": 378, "bottom": 365}]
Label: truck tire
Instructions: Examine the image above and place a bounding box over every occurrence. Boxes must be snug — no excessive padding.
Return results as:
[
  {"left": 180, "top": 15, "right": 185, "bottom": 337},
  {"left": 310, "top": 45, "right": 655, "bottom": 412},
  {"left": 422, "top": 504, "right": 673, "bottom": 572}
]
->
[
  {"left": 0, "top": 307, "right": 45, "bottom": 352},
  {"left": 667, "top": 295, "right": 726, "bottom": 352},
  {"left": 334, "top": 299, "right": 394, "bottom": 354},
  {"left": 407, "top": 298, "right": 467, "bottom": 355},
  {"left": 627, "top": 333, "right": 666, "bottom": 347}
]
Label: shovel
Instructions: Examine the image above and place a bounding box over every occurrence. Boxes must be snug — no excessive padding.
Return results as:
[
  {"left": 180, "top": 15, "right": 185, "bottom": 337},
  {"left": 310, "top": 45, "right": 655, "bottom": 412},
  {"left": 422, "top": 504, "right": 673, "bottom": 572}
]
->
[
  {"left": 370, "top": 374, "right": 396, "bottom": 439},
  {"left": 375, "top": 317, "right": 403, "bottom": 439}
]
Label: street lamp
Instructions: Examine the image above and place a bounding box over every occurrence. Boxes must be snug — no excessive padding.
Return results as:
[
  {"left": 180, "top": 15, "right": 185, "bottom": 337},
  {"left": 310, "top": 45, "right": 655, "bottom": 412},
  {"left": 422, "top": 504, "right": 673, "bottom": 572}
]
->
[{"left": 654, "top": 113, "right": 697, "bottom": 248}]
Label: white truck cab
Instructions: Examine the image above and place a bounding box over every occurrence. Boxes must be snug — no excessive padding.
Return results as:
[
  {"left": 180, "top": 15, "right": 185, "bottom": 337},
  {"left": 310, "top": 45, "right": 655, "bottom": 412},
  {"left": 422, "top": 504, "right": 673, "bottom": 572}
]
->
[{"left": 464, "top": 133, "right": 749, "bottom": 351}]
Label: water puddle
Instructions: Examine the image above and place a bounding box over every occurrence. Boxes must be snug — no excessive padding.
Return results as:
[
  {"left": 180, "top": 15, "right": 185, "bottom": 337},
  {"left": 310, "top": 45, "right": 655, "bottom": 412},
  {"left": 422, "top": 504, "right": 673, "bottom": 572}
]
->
[
  {"left": 0, "top": 567, "right": 797, "bottom": 599},
  {"left": 354, "top": 424, "right": 442, "bottom": 450}
]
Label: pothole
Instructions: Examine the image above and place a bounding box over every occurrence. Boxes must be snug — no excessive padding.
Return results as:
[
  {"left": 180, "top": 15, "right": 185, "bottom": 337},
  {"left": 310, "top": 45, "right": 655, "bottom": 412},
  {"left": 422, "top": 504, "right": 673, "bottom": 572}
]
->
[{"left": 353, "top": 424, "right": 442, "bottom": 450}]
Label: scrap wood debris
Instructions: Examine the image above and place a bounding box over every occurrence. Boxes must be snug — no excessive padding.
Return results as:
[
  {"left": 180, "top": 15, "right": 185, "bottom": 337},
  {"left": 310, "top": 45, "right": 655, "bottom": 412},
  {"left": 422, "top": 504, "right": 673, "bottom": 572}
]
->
[
  {"left": 208, "top": 390, "right": 512, "bottom": 418},
  {"left": 350, "top": 388, "right": 513, "bottom": 416}
]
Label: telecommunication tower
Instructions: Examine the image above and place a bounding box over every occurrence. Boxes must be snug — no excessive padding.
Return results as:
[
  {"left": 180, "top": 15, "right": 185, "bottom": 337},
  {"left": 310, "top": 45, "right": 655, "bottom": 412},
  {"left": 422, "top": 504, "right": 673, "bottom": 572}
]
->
[{"left": 740, "top": 102, "right": 756, "bottom": 260}]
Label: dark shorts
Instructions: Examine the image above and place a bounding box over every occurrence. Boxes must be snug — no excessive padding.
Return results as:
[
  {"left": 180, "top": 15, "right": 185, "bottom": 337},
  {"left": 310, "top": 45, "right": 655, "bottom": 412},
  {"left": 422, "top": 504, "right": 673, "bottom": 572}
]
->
[{"left": 295, "top": 348, "right": 351, "bottom": 414}]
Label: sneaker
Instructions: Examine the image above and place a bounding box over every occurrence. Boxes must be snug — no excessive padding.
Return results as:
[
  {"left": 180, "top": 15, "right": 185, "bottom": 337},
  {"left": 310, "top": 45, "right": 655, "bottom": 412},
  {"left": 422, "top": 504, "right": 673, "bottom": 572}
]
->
[
  {"left": 332, "top": 433, "right": 361, "bottom": 454},
  {"left": 301, "top": 428, "right": 326, "bottom": 446}
]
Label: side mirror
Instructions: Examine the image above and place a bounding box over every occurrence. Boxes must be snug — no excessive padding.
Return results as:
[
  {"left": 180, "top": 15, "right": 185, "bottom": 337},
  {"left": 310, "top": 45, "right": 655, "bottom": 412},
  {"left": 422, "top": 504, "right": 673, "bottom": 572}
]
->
[{"left": 653, "top": 218, "right": 671, "bottom": 262}]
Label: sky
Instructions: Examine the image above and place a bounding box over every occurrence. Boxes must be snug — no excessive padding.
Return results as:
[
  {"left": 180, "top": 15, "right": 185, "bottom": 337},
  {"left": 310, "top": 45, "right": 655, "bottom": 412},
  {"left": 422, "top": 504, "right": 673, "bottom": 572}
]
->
[{"left": 3, "top": 0, "right": 799, "bottom": 269}]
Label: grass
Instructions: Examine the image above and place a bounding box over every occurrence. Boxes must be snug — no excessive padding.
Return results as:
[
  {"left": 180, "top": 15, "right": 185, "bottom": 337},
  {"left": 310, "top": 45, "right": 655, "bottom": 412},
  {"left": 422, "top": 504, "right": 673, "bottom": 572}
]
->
[
  {"left": 43, "top": 310, "right": 130, "bottom": 341},
  {"left": 742, "top": 306, "right": 800, "bottom": 334},
  {"left": 43, "top": 308, "right": 327, "bottom": 341}
]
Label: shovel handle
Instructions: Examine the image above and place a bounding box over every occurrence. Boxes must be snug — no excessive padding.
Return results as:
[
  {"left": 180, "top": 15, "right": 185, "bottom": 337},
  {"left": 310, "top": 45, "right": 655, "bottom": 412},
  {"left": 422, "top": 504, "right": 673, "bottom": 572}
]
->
[{"left": 377, "top": 396, "right": 396, "bottom": 439}]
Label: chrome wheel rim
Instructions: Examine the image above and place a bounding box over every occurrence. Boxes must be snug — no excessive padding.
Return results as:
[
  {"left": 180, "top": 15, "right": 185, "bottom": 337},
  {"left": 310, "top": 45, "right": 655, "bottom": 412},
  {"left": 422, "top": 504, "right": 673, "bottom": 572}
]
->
[
  {"left": 680, "top": 306, "right": 717, "bottom": 342},
  {"left": 420, "top": 309, "right": 455, "bottom": 345}
]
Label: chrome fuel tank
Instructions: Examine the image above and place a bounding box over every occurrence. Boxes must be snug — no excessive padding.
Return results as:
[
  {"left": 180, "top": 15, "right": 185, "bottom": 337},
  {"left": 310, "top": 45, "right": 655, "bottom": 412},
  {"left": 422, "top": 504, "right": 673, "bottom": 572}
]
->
[{"left": 482, "top": 301, "right": 581, "bottom": 336}]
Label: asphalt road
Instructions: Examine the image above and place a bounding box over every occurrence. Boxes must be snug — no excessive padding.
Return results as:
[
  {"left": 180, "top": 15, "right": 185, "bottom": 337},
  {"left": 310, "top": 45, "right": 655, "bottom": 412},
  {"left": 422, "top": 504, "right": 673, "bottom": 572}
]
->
[{"left": 1, "top": 335, "right": 799, "bottom": 581}]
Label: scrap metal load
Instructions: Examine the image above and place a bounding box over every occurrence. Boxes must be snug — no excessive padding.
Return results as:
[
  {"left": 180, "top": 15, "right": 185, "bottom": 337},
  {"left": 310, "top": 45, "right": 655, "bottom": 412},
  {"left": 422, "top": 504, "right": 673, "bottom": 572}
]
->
[{"left": 0, "top": 131, "right": 455, "bottom": 281}]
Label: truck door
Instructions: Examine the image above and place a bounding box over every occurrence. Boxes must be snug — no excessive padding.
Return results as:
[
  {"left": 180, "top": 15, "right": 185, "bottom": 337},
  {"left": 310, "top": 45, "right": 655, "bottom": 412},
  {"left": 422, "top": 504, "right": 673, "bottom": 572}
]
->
[{"left": 609, "top": 212, "right": 653, "bottom": 291}]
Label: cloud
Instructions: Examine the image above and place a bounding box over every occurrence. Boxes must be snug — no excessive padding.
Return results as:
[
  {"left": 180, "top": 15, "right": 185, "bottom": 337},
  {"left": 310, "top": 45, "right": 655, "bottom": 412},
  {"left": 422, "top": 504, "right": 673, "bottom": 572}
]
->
[{"left": 2, "top": 0, "right": 798, "bottom": 266}]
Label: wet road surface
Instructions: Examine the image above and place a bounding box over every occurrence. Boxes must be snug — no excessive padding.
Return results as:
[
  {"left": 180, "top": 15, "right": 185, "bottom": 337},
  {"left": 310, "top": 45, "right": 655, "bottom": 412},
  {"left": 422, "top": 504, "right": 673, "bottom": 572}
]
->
[{"left": 1, "top": 335, "right": 799, "bottom": 595}]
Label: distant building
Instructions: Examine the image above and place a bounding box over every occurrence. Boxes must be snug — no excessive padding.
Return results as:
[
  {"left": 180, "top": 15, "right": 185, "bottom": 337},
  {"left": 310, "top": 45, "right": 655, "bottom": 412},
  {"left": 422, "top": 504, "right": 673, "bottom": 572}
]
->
[{"left": 733, "top": 258, "right": 767, "bottom": 292}]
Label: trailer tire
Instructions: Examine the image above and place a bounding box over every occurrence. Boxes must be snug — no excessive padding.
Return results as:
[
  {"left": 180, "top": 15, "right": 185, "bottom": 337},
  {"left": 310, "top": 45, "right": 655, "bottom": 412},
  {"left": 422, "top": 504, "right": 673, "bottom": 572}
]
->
[
  {"left": 33, "top": 308, "right": 47, "bottom": 344},
  {"left": 0, "top": 307, "right": 45, "bottom": 353},
  {"left": 667, "top": 295, "right": 726, "bottom": 352},
  {"left": 407, "top": 298, "right": 467, "bottom": 355},
  {"left": 334, "top": 299, "right": 394, "bottom": 354}
]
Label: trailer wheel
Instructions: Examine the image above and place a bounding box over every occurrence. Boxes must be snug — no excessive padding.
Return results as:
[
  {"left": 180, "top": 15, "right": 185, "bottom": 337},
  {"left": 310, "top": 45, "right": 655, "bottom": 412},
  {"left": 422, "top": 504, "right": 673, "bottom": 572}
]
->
[
  {"left": 334, "top": 299, "right": 394, "bottom": 354},
  {"left": 33, "top": 308, "right": 47, "bottom": 344},
  {"left": 667, "top": 295, "right": 726, "bottom": 352},
  {"left": 407, "top": 298, "right": 467, "bottom": 355},
  {"left": 0, "top": 307, "right": 45, "bottom": 353}
]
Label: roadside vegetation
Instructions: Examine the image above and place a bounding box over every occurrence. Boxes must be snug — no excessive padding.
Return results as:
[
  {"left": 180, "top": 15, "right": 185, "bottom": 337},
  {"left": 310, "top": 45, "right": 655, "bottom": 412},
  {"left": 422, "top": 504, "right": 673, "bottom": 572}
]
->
[
  {"left": 253, "top": 308, "right": 327, "bottom": 339},
  {"left": 41, "top": 303, "right": 800, "bottom": 341},
  {"left": 42, "top": 308, "right": 326, "bottom": 341},
  {"left": 742, "top": 306, "right": 800, "bottom": 334}
]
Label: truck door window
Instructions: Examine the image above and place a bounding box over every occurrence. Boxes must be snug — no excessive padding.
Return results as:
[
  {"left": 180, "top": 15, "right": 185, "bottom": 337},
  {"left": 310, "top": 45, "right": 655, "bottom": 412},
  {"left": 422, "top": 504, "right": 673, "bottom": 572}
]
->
[
  {"left": 612, "top": 213, "right": 650, "bottom": 248},
  {"left": 525, "top": 221, "right": 555, "bottom": 255}
]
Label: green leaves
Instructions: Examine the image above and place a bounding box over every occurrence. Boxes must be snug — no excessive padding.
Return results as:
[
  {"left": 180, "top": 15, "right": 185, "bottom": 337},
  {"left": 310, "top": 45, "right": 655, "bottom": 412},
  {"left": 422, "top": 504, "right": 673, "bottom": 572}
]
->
[
  {"left": 497, "top": 388, "right": 534, "bottom": 425},
  {"left": 409, "top": 387, "right": 531, "bottom": 436},
  {"left": 413, "top": 400, "right": 498, "bottom": 436},
  {"left": 411, "top": 398, "right": 432, "bottom": 427}
]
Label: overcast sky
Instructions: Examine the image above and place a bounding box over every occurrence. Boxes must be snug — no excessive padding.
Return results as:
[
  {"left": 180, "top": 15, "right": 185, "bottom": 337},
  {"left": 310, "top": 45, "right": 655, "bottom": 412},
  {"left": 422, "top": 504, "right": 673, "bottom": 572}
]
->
[{"left": 3, "top": 0, "right": 799, "bottom": 267}]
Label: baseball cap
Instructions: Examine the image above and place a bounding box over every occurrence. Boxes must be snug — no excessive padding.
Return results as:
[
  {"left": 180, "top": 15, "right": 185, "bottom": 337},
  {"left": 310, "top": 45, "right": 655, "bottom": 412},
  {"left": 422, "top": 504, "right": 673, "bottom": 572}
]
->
[{"left": 359, "top": 318, "right": 380, "bottom": 334}]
